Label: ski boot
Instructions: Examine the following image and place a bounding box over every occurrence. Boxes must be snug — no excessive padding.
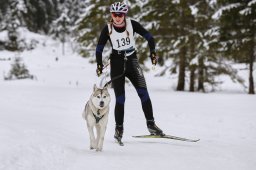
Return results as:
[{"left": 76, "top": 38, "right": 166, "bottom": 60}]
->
[
  {"left": 114, "top": 124, "right": 124, "bottom": 146},
  {"left": 147, "top": 120, "right": 165, "bottom": 136}
]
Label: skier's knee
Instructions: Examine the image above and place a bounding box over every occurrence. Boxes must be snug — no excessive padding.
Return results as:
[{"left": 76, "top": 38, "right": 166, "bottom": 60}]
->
[
  {"left": 136, "top": 88, "right": 149, "bottom": 103},
  {"left": 116, "top": 94, "right": 125, "bottom": 104}
]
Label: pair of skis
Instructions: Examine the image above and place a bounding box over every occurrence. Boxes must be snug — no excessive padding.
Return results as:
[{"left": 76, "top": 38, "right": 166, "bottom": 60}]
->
[{"left": 115, "top": 134, "right": 200, "bottom": 146}]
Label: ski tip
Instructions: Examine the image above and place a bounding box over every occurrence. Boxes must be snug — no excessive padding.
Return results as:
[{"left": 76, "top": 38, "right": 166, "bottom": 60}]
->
[
  {"left": 187, "top": 138, "right": 200, "bottom": 142},
  {"left": 193, "top": 139, "right": 200, "bottom": 142}
]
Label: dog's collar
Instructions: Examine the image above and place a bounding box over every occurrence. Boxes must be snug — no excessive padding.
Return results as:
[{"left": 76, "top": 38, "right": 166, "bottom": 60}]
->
[{"left": 92, "top": 110, "right": 105, "bottom": 124}]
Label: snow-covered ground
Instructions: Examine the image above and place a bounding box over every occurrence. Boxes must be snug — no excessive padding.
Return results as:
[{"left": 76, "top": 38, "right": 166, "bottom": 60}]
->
[{"left": 0, "top": 38, "right": 256, "bottom": 170}]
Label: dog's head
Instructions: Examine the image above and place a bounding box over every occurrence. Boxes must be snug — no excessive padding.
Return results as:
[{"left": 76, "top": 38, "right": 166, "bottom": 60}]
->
[{"left": 91, "top": 84, "right": 111, "bottom": 110}]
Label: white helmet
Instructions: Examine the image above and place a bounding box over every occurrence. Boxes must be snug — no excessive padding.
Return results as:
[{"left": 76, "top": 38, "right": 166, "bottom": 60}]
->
[{"left": 110, "top": 2, "right": 128, "bottom": 14}]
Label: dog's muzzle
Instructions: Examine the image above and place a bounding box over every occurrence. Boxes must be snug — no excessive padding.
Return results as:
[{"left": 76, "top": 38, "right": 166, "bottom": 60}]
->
[{"left": 99, "top": 101, "right": 104, "bottom": 108}]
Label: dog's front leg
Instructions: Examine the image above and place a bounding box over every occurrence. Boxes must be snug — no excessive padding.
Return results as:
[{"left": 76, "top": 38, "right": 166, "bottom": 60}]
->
[
  {"left": 87, "top": 125, "right": 96, "bottom": 149},
  {"left": 96, "top": 125, "right": 107, "bottom": 151},
  {"left": 95, "top": 125, "right": 101, "bottom": 150}
]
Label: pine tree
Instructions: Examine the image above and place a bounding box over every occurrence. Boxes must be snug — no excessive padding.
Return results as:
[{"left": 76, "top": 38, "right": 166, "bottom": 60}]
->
[
  {"left": 51, "top": 11, "right": 71, "bottom": 55},
  {"left": 238, "top": 1, "right": 255, "bottom": 94},
  {"left": 54, "top": 0, "right": 87, "bottom": 53},
  {"left": 140, "top": 0, "right": 176, "bottom": 63},
  {"left": 188, "top": 0, "right": 219, "bottom": 92},
  {"left": 141, "top": 0, "right": 194, "bottom": 91},
  {"left": 215, "top": 0, "right": 255, "bottom": 94},
  {"left": 4, "top": 0, "right": 25, "bottom": 51},
  {"left": 176, "top": 0, "right": 194, "bottom": 91},
  {"left": 5, "top": 57, "right": 33, "bottom": 80},
  {"left": 0, "top": 0, "right": 9, "bottom": 28},
  {"left": 61, "top": 0, "right": 86, "bottom": 26},
  {"left": 1, "top": 0, "right": 61, "bottom": 51},
  {"left": 76, "top": 0, "right": 110, "bottom": 59},
  {"left": 23, "top": 0, "right": 58, "bottom": 33}
]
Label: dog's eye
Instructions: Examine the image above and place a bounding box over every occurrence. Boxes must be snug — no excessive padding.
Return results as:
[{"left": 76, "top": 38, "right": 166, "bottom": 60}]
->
[
  {"left": 103, "top": 96, "right": 106, "bottom": 98},
  {"left": 97, "top": 96, "right": 100, "bottom": 98}
]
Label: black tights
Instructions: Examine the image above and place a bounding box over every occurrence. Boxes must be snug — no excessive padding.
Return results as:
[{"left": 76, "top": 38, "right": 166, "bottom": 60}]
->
[{"left": 110, "top": 52, "right": 154, "bottom": 126}]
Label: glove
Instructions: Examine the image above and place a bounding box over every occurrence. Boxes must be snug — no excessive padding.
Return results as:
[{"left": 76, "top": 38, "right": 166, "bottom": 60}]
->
[
  {"left": 96, "top": 63, "right": 103, "bottom": 77},
  {"left": 150, "top": 52, "right": 158, "bottom": 65}
]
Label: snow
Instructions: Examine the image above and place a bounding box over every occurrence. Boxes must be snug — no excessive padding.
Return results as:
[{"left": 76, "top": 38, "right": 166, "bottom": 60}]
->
[
  {"left": 208, "top": 0, "right": 217, "bottom": 6},
  {"left": 189, "top": 5, "right": 198, "bottom": 16},
  {"left": 204, "top": 26, "right": 220, "bottom": 37},
  {"left": 0, "top": 30, "right": 7, "bottom": 42},
  {"left": 17, "top": 0, "right": 27, "bottom": 13},
  {"left": 249, "top": 0, "right": 256, "bottom": 6},
  {"left": 212, "top": 3, "right": 241, "bottom": 20},
  {"left": 239, "top": 8, "right": 251, "bottom": 16},
  {"left": 172, "top": 0, "right": 180, "bottom": 4},
  {"left": 0, "top": 27, "right": 46, "bottom": 48},
  {"left": 1, "top": 37, "right": 256, "bottom": 170}
]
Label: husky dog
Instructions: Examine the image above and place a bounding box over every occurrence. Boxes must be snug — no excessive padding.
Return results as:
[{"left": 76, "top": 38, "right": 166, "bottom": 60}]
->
[{"left": 82, "top": 84, "right": 111, "bottom": 151}]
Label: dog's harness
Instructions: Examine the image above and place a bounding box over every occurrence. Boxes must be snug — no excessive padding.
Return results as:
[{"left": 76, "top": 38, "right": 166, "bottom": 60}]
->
[
  {"left": 92, "top": 110, "right": 105, "bottom": 124},
  {"left": 86, "top": 102, "right": 105, "bottom": 124}
]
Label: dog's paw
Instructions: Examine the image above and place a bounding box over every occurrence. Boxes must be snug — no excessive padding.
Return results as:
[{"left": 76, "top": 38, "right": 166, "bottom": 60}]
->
[
  {"left": 96, "top": 148, "right": 102, "bottom": 152},
  {"left": 90, "top": 143, "right": 97, "bottom": 150}
]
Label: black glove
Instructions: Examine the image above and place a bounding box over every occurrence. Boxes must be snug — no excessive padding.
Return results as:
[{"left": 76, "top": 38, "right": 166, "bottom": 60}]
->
[
  {"left": 150, "top": 52, "right": 158, "bottom": 65},
  {"left": 96, "top": 63, "right": 103, "bottom": 77}
]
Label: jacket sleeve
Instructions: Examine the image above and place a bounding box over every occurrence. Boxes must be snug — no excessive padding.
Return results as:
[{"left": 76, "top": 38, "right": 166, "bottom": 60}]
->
[
  {"left": 131, "top": 20, "right": 156, "bottom": 53},
  {"left": 96, "top": 25, "right": 109, "bottom": 65}
]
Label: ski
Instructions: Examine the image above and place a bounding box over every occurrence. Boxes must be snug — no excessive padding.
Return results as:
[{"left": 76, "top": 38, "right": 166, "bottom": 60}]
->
[{"left": 132, "top": 134, "right": 200, "bottom": 142}]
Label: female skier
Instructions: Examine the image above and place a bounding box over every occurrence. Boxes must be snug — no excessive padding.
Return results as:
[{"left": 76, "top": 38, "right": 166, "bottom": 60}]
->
[{"left": 95, "top": 2, "right": 164, "bottom": 143}]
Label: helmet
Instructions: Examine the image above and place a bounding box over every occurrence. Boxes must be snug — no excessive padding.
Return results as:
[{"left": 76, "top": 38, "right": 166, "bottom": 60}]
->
[{"left": 110, "top": 2, "right": 128, "bottom": 14}]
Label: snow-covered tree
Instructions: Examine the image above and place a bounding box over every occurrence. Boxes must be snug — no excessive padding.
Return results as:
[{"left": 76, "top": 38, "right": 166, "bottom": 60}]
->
[
  {"left": 140, "top": 0, "right": 176, "bottom": 63},
  {"left": 5, "top": 57, "right": 33, "bottom": 80},
  {"left": 58, "top": 0, "right": 87, "bottom": 27},
  {"left": 51, "top": 11, "right": 71, "bottom": 55},
  {"left": 214, "top": 0, "right": 256, "bottom": 94},
  {"left": 187, "top": 0, "right": 220, "bottom": 92},
  {"left": 23, "top": 0, "right": 58, "bottom": 33},
  {"left": 140, "top": 0, "right": 245, "bottom": 92},
  {"left": 0, "top": 0, "right": 9, "bottom": 30},
  {"left": 76, "top": 0, "right": 110, "bottom": 58},
  {"left": 4, "top": 0, "right": 27, "bottom": 51},
  {"left": 141, "top": 0, "right": 194, "bottom": 91},
  {"left": 1, "top": 0, "right": 62, "bottom": 51}
]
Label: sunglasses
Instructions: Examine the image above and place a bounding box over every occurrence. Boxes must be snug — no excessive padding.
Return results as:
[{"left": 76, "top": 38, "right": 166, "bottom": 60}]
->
[{"left": 112, "top": 13, "right": 125, "bottom": 18}]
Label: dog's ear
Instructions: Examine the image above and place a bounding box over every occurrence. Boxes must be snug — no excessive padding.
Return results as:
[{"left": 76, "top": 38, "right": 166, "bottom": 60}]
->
[{"left": 93, "top": 84, "right": 97, "bottom": 92}]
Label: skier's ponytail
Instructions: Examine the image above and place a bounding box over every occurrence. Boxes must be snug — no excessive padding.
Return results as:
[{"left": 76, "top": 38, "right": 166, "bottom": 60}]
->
[
  {"left": 124, "top": 19, "right": 129, "bottom": 37},
  {"left": 109, "top": 18, "right": 114, "bottom": 35}
]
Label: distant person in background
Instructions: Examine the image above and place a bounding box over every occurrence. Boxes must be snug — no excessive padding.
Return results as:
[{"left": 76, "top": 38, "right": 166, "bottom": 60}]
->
[{"left": 95, "top": 2, "right": 164, "bottom": 143}]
